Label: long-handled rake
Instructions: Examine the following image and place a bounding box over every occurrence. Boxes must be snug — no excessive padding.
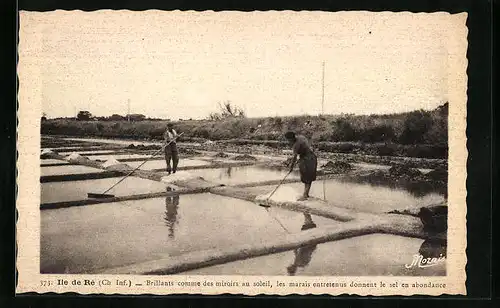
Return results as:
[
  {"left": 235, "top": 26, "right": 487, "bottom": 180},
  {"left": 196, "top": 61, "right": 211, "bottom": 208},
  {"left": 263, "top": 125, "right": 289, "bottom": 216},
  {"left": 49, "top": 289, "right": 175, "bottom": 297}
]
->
[
  {"left": 257, "top": 169, "right": 293, "bottom": 233},
  {"left": 87, "top": 132, "right": 184, "bottom": 199},
  {"left": 258, "top": 169, "right": 293, "bottom": 207}
]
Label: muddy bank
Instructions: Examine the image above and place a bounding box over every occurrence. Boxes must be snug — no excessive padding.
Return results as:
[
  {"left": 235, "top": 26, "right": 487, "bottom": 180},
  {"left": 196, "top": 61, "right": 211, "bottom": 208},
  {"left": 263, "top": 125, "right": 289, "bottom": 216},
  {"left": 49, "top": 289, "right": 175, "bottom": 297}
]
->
[
  {"left": 233, "top": 154, "right": 258, "bottom": 161},
  {"left": 244, "top": 155, "right": 444, "bottom": 196},
  {"left": 221, "top": 139, "right": 447, "bottom": 159},
  {"left": 44, "top": 135, "right": 446, "bottom": 170},
  {"left": 341, "top": 168, "right": 447, "bottom": 198},
  {"left": 41, "top": 138, "right": 101, "bottom": 148},
  {"left": 213, "top": 152, "right": 230, "bottom": 158},
  {"left": 274, "top": 158, "right": 354, "bottom": 174},
  {"left": 42, "top": 136, "right": 446, "bottom": 185},
  {"left": 387, "top": 165, "right": 447, "bottom": 185},
  {"left": 126, "top": 144, "right": 161, "bottom": 151},
  {"left": 387, "top": 202, "right": 447, "bottom": 216},
  {"left": 389, "top": 165, "right": 424, "bottom": 179},
  {"left": 183, "top": 143, "right": 446, "bottom": 170},
  {"left": 321, "top": 161, "right": 354, "bottom": 173},
  {"left": 388, "top": 204, "right": 448, "bottom": 235},
  {"left": 320, "top": 152, "right": 446, "bottom": 170}
]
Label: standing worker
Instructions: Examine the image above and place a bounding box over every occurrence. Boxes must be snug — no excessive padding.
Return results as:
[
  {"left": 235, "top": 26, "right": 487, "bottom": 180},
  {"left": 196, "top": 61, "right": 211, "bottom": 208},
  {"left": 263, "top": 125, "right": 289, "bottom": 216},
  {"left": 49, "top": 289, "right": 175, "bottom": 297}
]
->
[
  {"left": 164, "top": 123, "right": 179, "bottom": 175},
  {"left": 285, "top": 131, "right": 317, "bottom": 201}
]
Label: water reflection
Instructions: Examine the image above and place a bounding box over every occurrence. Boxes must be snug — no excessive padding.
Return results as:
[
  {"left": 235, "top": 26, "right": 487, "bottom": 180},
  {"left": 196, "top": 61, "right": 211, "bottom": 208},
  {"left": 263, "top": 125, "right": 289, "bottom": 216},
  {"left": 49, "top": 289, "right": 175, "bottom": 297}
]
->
[
  {"left": 340, "top": 175, "right": 447, "bottom": 198},
  {"left": 164, "top": 186, "right": 180, "bottom": 239},
  {"left": 282, "top": 214, "right": 446, "bottom": 276},
  {"left": 214, "top": 167, "right": 233, "bottom": 180},
  {"left": 286, "top": 213, "right": 318, "bottom": 276}
]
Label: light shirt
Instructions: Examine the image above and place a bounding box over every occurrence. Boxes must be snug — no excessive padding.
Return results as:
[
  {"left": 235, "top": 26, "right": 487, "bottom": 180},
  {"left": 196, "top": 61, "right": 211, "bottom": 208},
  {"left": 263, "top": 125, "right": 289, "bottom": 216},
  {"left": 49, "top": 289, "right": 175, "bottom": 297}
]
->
[{"left": 164, "top": 129, "right": 178, "bottom": 143}]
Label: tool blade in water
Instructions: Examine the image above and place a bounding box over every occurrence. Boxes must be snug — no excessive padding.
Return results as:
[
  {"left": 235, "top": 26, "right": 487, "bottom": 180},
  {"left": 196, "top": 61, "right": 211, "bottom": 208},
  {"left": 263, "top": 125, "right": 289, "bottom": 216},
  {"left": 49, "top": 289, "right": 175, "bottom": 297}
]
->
[{"left": 87, "top": 193, "right": 115, "bottom": 199}]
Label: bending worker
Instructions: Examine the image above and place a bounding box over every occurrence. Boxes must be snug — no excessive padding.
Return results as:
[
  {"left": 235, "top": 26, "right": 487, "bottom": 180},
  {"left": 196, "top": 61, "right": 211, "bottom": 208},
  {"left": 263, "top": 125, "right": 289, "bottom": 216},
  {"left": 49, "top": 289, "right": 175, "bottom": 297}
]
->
[
  {"left": 164, "top": 123, "right": 179, "bottom": 175},
  {"left": 285, "top": 131, "right": 318, "bottom": 201},
  {"left": 287, "top": 213, "right": 318, "bottom": 275}
]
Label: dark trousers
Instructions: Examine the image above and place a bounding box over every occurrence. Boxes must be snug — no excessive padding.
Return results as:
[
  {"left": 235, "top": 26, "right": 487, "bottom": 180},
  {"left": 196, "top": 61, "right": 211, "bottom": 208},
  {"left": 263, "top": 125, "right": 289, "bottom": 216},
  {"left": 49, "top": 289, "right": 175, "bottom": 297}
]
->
[
  {"left": 165, "top": 144, "right": 179, "bottom": 173},
  {"left": 298, "top": 153, "right": 318, "bottom": 184}
]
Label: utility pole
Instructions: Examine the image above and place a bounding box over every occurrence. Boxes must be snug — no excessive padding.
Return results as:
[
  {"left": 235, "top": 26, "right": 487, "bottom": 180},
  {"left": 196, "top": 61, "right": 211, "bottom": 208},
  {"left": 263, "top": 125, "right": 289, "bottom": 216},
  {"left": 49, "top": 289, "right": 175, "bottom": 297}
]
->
[
  {"left": 321, "top": 61, "right": 325, "bottom": 115},
  {"left": 127, "top": 99, "right": 131, "bottom": 122},
  {"left": 321, "top": 61, "right": 326, "bottom": 201}
]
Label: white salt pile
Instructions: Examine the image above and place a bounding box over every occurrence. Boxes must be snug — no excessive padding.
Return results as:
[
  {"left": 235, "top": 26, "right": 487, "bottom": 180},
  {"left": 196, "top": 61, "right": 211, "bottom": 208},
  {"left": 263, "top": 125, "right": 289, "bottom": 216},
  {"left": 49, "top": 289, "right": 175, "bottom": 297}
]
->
[
  {"left": 65, "top": 153, "right": 82, "bottom": 161},
  {"left": 102, "top": 158, "right": 121, "bottom": 168},
  {"left": 40, "top": 149, "right": 54, "bottom": 158},
  {"left": 161, "top": 171, "right": 197, "bottom": 183},
  {"left": 105, "top": 164, "right": 133, "bottom": 172},
  {"left": 255, "top": 186, "right": 302, "bottom": 204}
]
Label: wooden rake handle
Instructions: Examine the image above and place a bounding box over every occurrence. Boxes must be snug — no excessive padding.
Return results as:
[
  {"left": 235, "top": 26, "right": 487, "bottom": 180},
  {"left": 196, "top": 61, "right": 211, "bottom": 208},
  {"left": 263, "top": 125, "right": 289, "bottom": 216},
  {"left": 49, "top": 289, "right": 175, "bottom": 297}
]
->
[
  {"left": 100, "top": 132, "right": 184, "bottom": 195},
  {"left": 264, "top": 169, "right": 293, "bottom": 203}
]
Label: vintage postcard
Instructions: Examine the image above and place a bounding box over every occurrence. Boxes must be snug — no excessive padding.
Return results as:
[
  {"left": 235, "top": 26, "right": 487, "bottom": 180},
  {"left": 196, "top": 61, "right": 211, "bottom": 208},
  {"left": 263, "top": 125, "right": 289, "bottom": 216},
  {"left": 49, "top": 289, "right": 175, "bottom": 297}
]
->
[{"left": 16, "top": 10, "right": 468, "bottom": 296}]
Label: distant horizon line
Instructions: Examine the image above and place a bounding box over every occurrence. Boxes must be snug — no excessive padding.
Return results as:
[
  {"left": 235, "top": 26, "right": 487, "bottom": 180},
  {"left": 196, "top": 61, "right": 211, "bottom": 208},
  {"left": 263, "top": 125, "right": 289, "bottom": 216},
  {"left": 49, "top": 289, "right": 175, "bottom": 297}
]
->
[{"left": 45, "top": 103, "right": 448, "bottom": 121}]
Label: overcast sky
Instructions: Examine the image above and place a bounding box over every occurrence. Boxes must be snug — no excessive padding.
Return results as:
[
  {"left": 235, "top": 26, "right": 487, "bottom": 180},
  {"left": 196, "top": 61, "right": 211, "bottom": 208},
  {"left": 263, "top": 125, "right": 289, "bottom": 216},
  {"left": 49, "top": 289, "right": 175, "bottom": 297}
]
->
[{"left": 19, "top": 10, "right": 464, "bottom": 120}]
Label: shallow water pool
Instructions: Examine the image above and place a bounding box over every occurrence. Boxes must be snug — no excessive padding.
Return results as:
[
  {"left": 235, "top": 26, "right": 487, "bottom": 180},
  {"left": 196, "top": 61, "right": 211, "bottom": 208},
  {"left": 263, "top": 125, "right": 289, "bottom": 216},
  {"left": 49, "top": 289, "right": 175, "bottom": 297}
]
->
[
  {"left": 353, "top": 162, "right": 433, "bottom": 174},
  {"left": 41, "top": 165, "right": 104, "bottom": 177},
  {"left": 125, "top": 159, "right": 212, "bottom": 170},
  {"left": 62, "top": 150, "right": 127, "bottom": 156},
  {"left": 250, "top": 179, "right": 445, "bottom": 214},
  {"left": 40, "top": 193, "right": 337, "bottom": 274},
  {"left": 41, "top": 176, "right": 168, "bottom": 204},
  {"left": 187, "top": 166, "right": 300, "bottom": 186},
  {"left": 184, "top": 233, "right": 446, "bottom": 276},
  {"left": 61, "top": 137, "right": 161, "bottom": 146},
  {"left": 89, "top": 153, "right": 154, "bottom": 161},
  {"left": 41, "top": 159, "right": 69, "bottom": 166}
]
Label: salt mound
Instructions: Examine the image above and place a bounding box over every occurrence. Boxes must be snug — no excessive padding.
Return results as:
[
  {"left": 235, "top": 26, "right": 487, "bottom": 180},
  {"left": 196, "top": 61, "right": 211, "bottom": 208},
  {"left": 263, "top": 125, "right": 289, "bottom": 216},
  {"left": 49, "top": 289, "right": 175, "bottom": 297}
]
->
[
  {"left": 255, "top": 186, "right": 301, "bottom": 204},
  {"left": 102, "top": 158, "right": 121, "bottom": 168},
  {"left": 321, "top": 161, "right": 353, "bottom": 173},
  {"left": 40, "top": 149, "right": 54, "bottom": 158},
  {"left": 233, "top": 154, "right": 257, "bottom": 161},
  {"left": 213, "top": 152, "right": 229, "bottom": 158},
  {"left": 389, "top": 165, "right": 422, "bottom": 177},
  {"left": 161, "top": 171, "right": 197, "bottom": 183},
  {"left": 65, "top": 153, "right": 82, "bottom": 161},
  {"left": 181, "top": 148, "right": 202, "bottom": 155},
  {"left": 105, "top": 164, "right": 132, "bottom": 172}
]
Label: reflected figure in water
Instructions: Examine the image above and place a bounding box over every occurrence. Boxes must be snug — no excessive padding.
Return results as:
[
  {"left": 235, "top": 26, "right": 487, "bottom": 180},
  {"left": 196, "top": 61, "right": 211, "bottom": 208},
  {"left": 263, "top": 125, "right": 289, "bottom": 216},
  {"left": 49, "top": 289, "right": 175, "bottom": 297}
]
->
[
  {"left": 164, "top": 186, "right": 180, "bottom": 239},
  {"left": 217, "top": 167, "right": 232, "bottom": 180},
  {"left": 287, "top": 213, "right": 318, "bottom": 276}
]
